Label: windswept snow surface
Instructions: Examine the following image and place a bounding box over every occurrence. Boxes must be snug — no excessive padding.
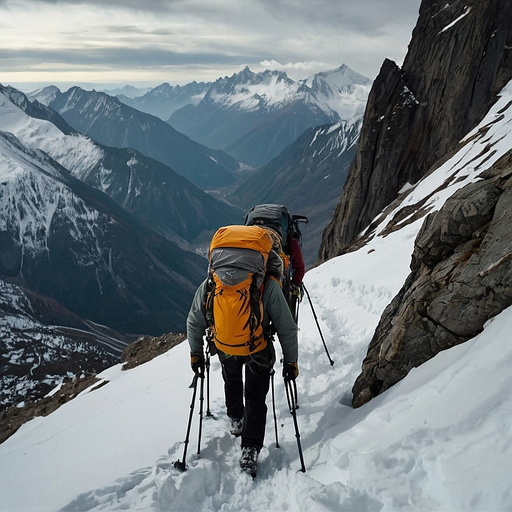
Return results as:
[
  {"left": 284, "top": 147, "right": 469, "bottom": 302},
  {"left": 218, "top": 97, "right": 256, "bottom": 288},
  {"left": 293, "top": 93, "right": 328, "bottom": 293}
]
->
[{"left": 1, "top": 84, "right": 512, "bottom": 511}]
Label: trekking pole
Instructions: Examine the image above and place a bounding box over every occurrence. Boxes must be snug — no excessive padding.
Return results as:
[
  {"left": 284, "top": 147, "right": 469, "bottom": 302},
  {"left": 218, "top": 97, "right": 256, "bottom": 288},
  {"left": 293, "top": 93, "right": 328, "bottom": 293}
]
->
[
  {"left": 173, "top": 374, "right": 199, "bottom": 472},
  {"left": 302, "top": 284, "right": 335, "bottom": 366},
  {"left": 270, "top": 369, "right": 280, "bottom": 448},
  {"left": 284, "top": 378, "right": 306, "bottom": 473},
  {"left": 205, "top": 348, "right": 214, "bottom": 418},
  {"left": 197, "top": 369, "right": 205, "bottom": 455}
]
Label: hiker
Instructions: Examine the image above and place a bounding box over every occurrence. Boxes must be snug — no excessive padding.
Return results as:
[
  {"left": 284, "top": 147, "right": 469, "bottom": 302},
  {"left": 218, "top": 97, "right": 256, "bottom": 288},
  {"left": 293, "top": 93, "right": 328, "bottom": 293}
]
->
[
  {"left": 186, "top": 225, "right": 299, "bottom": 477},
  {"left": 244, "top": 204, "right": 306, "bottom": 319}
]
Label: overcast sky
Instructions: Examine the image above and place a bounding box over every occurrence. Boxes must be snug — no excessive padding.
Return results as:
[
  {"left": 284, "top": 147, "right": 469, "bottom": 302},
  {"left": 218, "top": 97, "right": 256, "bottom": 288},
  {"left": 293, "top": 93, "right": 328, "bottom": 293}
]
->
[{"left": 1, "top": 0, "right": 422, "bottom": 92}]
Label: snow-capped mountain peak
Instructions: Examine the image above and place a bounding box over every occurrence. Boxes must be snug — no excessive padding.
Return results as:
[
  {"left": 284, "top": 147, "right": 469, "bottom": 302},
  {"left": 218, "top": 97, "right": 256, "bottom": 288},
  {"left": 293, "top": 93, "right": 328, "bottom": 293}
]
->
[
  {"left": 205, "top": 66, "right": 299, "bottom": 111},
  {"left": 304, "top": 64, "right": 373, "bottom": 120},
  {"left": 27, "top": 85, "right": 61, "bottom": 106},
  {"left": 201, "top": 64, "right": 372, "bottom": 118}
]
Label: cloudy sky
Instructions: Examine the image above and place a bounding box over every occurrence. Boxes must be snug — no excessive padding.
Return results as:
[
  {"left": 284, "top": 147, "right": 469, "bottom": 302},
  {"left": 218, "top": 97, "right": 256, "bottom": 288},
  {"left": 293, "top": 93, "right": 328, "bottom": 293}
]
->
[{"left": 1, "top": 0, "right": 422, "bottom": 92}]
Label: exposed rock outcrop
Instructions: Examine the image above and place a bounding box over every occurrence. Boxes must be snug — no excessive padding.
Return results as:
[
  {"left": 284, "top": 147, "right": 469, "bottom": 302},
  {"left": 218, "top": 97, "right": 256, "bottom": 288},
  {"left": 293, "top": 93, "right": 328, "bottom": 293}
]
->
[
  {"left": 120, "top": 332, "right": 186, "bottom": 370},
  {"left": 318, "top": 0, "right": 512, "bottom": 262},
  {"left": 352, "top": 152, "right": 512, "bottom": 407}
]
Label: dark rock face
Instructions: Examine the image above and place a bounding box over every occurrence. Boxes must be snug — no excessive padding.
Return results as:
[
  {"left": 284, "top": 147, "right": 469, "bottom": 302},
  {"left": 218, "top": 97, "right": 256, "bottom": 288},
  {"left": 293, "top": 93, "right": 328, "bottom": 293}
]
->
[
  {"left": 352, "top": 153, "right": 512, "bottom": 407},
  {"left": 318, "top": 0, "right": 512, "bottom": 262}
]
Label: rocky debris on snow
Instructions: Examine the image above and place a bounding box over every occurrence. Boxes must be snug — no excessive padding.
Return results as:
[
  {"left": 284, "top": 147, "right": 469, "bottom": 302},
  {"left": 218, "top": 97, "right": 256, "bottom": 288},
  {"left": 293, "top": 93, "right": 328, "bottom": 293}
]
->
[
  {"left": 319, "top": 0, "right": 512, "bottom": 261},
  {"left": 120, "top": 332, "right": 186, "bottom": 370},
  {"left": 0, "top": 373, "right": 106, "bottom": 444},
  {"left": 352, "top": 152, "right": 512, "bottom": 407}
]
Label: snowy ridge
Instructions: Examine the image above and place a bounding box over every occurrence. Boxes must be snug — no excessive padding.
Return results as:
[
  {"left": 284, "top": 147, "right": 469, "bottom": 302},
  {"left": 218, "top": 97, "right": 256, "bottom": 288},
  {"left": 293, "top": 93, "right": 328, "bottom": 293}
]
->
[
  {"left": 0, "top": 90, "right": 104, "bottom": 181},
  {"left": 0, "top": 131, "right": 102, "bottom": 256},
  {"left": 205, "top": 65, "right": 372, "bottom": 119},
  {"left": 308, "top": 118, "right": 362, "bottom": 158},
  {"left": 1, "top": 83, "right": 512, "bottom": 511}
]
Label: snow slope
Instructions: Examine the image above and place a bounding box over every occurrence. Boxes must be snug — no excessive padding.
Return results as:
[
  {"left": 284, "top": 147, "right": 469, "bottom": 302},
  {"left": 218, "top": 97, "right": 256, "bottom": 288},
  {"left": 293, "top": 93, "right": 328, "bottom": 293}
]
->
[{"left": 1, "top": 84, "right": 512, "bottom": 511}]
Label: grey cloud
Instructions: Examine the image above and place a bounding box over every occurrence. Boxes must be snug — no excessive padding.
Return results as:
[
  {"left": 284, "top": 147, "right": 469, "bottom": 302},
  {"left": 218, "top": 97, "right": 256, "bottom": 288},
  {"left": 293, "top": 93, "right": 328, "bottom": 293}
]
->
[{"left": 0, "top": 47, "right": 247, "bottom": 69}]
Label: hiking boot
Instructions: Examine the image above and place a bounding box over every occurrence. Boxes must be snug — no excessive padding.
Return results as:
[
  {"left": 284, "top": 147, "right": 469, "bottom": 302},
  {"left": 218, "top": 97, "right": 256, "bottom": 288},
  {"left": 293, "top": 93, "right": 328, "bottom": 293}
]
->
[
  {"left": 239, "top": 446, "right": 258, "bottom": 478},
  {"left": 229, "top": 418, "right": 243, "bottom": 437}
]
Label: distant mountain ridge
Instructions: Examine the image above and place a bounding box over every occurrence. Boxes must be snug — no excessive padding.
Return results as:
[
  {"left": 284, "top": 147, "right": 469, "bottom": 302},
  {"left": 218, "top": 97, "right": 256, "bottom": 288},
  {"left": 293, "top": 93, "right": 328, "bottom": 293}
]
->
[
  {"left": 34, "top": 86, "right": 240, "bottom": 189},
  {"left": 168, "top": 64, "right": 372, "bottom": 167},
  {"left": 2, "top": 84, "right": 242, "bottom": 246},
  {"left": 117, "top": 81, "right": 210, "bottom": 120}
]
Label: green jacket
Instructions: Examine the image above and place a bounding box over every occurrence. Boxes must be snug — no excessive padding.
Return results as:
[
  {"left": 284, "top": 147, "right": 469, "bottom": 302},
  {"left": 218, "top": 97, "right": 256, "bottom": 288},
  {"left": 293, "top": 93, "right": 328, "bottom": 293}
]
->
[{"left": 187, "top": 277, "right": 298, "bottom": 363}]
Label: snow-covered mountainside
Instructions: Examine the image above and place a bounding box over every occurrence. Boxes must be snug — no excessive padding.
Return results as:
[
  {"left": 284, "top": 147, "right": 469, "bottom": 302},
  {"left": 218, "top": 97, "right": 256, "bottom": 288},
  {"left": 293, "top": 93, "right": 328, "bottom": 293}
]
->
[
  {"left": 0, "top": 85, "right": 241, "bottom": 244},
  {"left": 0, "top": 118, "right": 209, "bottom": 411},
  {"left": 0, "top": 279, "right": 123, "bottom": 409},
  {"left": 1, "top": 80, "right": 511, "bottom": 511},
  {"left": 0, "top": 123, "right": 206, "bottom": 330},
  {"left": 42, "top": 86, "right": 240, "bottom": 189},
  {"left": 169, "top": 65, "right": 372, "bottom": 167}
]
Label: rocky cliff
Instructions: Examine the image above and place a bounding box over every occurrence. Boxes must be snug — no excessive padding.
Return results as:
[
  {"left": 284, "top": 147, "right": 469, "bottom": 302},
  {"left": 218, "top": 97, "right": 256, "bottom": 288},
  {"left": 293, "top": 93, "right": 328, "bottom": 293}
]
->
[
  {"left": 313, "top": 0, "right": 512, "bottom": 407},
  {"left": 318, "top": 0, "right": 512, "bottom": 261},
  {"left": 352, "top": 150, "right": 512, "bottom": 406}
]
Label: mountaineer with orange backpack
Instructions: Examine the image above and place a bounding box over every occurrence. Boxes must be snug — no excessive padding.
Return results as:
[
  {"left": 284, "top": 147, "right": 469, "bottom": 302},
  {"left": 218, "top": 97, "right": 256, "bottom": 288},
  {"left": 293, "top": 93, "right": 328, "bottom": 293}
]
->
[{"left": 186, "top": 224, "right": 298, "bottom": 478}]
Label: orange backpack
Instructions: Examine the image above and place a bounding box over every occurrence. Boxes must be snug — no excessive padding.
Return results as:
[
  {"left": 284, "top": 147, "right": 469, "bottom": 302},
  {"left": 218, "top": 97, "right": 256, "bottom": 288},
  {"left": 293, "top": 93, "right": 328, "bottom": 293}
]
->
[{"left": 205, "top": 225, "right": 274, "bottom": 356}]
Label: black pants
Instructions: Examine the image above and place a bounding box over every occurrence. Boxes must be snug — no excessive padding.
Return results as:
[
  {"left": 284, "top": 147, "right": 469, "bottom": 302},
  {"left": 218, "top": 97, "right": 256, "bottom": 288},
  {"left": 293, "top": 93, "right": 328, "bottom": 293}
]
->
[{"left": 219, "top": 343, "right": 275, "bottom": 451}]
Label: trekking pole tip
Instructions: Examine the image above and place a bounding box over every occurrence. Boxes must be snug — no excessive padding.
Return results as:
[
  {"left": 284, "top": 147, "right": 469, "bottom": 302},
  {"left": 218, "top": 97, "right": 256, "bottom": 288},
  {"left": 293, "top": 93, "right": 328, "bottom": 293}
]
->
[{"left": 173, "top": 460, "right": 187, "bottom": 472}]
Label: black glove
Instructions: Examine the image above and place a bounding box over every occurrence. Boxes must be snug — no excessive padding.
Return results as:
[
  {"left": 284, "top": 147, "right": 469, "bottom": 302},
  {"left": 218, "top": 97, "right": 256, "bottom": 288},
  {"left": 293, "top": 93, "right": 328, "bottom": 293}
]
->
[
  {"left": 290, "top": 284, "right": 302, "bottom": 298},
  {"left": 190, "top": 352, "right": 205, "bottom": 376},
  {"left": 283, "top": 362, "right": 299, "bottom": 381}
]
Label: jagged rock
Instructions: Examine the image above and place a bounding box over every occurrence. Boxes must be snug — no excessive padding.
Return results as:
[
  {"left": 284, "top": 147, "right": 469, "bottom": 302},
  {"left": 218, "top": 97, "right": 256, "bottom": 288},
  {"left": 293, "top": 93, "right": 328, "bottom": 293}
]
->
[
  {"left": 352, "top": 152, "right": 512, "bottom": 407},
  {"left": 318, "top": 0, "right": 512, "bottom": 262},
  {"left": 120, "top": 333, "right": 186, "bottom": 370}
]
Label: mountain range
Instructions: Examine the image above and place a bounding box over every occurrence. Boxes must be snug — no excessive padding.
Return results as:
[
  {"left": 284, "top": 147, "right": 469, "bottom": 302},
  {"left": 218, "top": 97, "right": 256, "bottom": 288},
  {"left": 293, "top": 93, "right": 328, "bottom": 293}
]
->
[
  {"left": 26, "top": 66, "right": 372, "bottom": 264},
  {"left": 168, "top": 65, "right": 371, "bottom": 167},
  {"left": 30, "top": 86, "right": 240, "bottom": 190}
]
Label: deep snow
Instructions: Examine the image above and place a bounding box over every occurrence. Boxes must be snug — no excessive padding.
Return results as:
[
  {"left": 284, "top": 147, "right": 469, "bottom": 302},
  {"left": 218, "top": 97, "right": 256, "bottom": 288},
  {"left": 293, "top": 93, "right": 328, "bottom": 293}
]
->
[{"left": 1, "top": 83, "right": 512, "bottom": 511}]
